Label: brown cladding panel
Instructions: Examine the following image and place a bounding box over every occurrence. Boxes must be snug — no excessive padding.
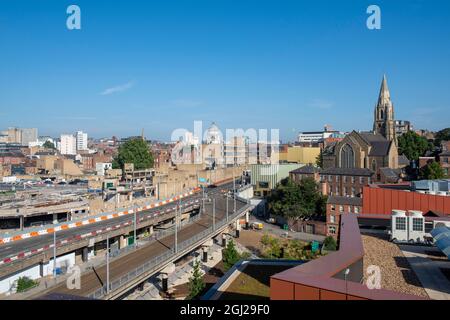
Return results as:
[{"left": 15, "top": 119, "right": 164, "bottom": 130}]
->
[
  {"left": 270, "top": 279, "right": 294, "bottom": 300},
  {"left": 437, "top": 195, "right": 445, "bottom": 213},
  {"left": 347, "top": 295, "right": 368, "bottom": 300},
  {"left": 445, "top": 197, "right": 450, "bottom": 214},
  {"left": 420, "top": 193, "right": 429, "bottom": 214},
  {"left": 320, "top": 289, "right": 347, "bottom": 300},
  {"left": 294, "top": 284, "right": 320, "bottom": 300},
  {"left": 399, "top": 190, "right": 406, "bottom": 212},
  {"left": 392, "top": 190, "right": 399, "bottom": 212},
  {"left": 406, "top": 192, "right": 414, "bottom": 211},
  {"left": 413, "top": 193, "right": 421, "bottom": 211},
  {"left": 375, "top": 188, "right": 383, "bottom": 214},
  {"left": 384, "top": 189, "right": 392, "bottom": 214}
]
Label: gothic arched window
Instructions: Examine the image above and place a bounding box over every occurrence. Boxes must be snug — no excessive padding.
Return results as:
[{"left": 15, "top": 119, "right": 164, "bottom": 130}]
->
[
  {"left": 380, "top": 109, "right": 384, "bottom": 120},
  {"left": 340, "top": 144, "right": 355, "bottom": 168},
  {"left": 371, "top": 159, "right": 377, "bottom": 172}
]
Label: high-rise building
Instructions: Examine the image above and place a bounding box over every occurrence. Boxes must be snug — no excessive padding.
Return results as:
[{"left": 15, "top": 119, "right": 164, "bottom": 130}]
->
[
  {"left": 76, "top": 131, "right": 88, "bottom": 151},
  {"left": 60, "top": 134, "right": 77, "bottom": 155},
  {"left": 20, "top": 128, "right": 38, "bottom": 146}
]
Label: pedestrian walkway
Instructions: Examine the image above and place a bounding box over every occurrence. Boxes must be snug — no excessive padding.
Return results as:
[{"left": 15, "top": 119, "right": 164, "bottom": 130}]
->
[
  {"left": 399, "top": 245, "right": 450, "bottom": 300},
  {"left": 126, "top": 243, "right": 225, "bottom": 300}
]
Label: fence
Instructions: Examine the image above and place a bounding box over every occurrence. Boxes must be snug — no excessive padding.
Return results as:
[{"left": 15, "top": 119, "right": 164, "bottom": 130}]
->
[{"left": 88, "top": 204, "right": 250, "bottom": 299}]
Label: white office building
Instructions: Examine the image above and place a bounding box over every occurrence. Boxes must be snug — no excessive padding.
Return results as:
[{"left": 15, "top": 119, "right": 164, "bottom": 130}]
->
[
  {"left": 76, "top": 131, "right": 88, "bottom": 151},
  {"left": 59, "top": 134, "right": 77, "bottom": 155},
  {"left": 20, "top": 128, "right": 38, "bottom": 146}
]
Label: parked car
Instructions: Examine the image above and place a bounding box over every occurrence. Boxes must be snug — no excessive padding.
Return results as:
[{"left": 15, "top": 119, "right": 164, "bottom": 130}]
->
[{"left": 266, "top": 218, "right": 276, "bottom": 224}]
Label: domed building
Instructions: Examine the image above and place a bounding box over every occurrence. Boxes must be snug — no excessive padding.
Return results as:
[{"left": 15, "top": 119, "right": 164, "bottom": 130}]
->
[
  {"left": 204, "top": 122, "right": 223, "bottom": 145},
  {"left": 203, "top": 122, "right": 224, "bottom": 169}
]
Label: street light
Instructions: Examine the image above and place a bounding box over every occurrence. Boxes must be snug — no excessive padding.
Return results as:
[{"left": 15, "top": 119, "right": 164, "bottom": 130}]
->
[
  {"left": 53, "top": 230, "right": 57, "bottom": 280},
  {"left": 344, "top": 268, "right": 350, "bottom": 299},
  {"left": 134, "top": 205, "right": 138, "bottom": 249},
  {"left": 226, "top": 194, "right": 229, "bottom": 223},
  {"left": 106, "top": 234, "right": 110, "bottom": 294},
  {"left": 213, "top": 198, "right": 216, "bottom": 231}
]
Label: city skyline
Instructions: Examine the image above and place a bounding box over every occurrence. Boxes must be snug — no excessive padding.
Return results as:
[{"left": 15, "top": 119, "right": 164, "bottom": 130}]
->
[{"left": 1, "top": 0, "right": 450, "bottom": 141}]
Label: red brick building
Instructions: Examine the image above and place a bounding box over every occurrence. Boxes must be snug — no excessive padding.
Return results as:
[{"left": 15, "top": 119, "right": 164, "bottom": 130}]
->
[
  {"left": 320, "top": 167, "right": 373, "bottom": 197},
  {"left": 0, "top": 151, "right": 25, "bottom": 166},
  {"left": 289, "top": 165, "right": 321, "bottom": 183},
  {"left": 439, "top": 151, "right": 450, "bottom": 177}
]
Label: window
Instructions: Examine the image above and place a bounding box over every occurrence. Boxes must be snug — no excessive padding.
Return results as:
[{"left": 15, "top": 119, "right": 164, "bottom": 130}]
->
[
  {"left": 328, "top": 175, "right": 332, "bottom": 182},
  {"left": 351, "top": 187, "right": 355, "bottom": 197},
  {"left": 330, "top": 215, "right": 335, "bottom": 224},
  {"left": 343, "top": 176, "right": 347, "bottom": 183},
  {"left": 331, "top": 205, "right": 336, "bottom": 211},
  {"left": 396, "top": 217, "right": 406, "bottom": 230},
  {"left": 351, "top": 176, "right": 355, "bottom": 184},
  {"left": 340, "top": 144, "right": 355, "bottom": 168},
  {"left": 328, "top": 226, "right": 336, "bottom": 234},
  {"left": 336, "top": 186, "right": 340, "bottom": 195},
  {"left": 354, "top": 206, "right": 359, "bottom": 214},
  {"left": 339, "top": 205, "right": 344, "bottom": 213},
  {"left": 344, "top": 187, "right": 348, "bottom": 197},
  {"left": 412, "top": 218, "right": 423, "bottom": 232}
]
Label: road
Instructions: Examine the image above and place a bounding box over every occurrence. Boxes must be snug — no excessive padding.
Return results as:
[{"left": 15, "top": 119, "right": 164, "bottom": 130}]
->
[
  {"left": 37, "top": 192, "right": 246, "bottom": 297},
  {"left": 249, "top": 216, "right": 326, "bottom": 242},
  {"left": 0, "top": 182, "right": 235, "bottom": 263}
]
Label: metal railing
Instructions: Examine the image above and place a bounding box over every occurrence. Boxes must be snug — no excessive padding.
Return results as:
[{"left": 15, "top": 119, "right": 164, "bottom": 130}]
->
[{"left": 88, "top": 204, "right": 250, "bottom": 299}]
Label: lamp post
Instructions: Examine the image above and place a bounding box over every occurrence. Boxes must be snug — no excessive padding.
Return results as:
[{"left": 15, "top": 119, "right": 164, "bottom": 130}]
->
[
  {"left": 175, "top": 199, "right": 180, "bottom": 254},
  {"left": 53, "top": 230, "right": 57, "bottom": 280},
  {"left": 106, "top": 235, "right": 110, "bottom": 294},
  {"left": 134, "top": 206, "right": 137, "bottom": 249},
  {"left": 344, "top": 268, "right": 350, "bottom": 300},
  {"left": 213, "top": 198, "right": 216, "bottom": 231},
  {"left": 226, "top": 194, "right": 229, "bottom": 223}
]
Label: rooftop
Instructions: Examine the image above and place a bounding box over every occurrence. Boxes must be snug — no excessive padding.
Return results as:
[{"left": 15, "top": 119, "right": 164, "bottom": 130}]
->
[{"left": 320, "top": 167, "right": 374, "bottom": 177}]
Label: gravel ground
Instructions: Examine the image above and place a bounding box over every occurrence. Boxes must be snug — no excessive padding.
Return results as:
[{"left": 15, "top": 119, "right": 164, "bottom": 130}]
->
[{"left": 361, "top": 234, "right": 428, "bottom": 298}]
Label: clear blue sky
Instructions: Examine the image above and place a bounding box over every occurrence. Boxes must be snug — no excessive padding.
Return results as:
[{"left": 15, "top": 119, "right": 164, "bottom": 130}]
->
[{"left": 1, "top": 0, "right": 450, "bottom": 142}]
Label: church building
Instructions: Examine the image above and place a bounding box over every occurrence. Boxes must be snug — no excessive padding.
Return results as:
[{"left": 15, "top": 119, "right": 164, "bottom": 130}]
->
[{"left": 322, "top": 75, "right": 400, "bottom": 182}]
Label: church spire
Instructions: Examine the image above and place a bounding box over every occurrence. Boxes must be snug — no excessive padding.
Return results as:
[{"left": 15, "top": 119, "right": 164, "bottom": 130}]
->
[
  {"left": 373, "top": 74, "right": 396, "bottom": 142},
  {"left": 378, "top": 74, "right": 391, "bottom": 105}
]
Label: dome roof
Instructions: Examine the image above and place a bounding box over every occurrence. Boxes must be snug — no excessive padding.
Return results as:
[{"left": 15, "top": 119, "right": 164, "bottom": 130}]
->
[{"left": 205, "top": 122, "right": 222, "bottom": 144}]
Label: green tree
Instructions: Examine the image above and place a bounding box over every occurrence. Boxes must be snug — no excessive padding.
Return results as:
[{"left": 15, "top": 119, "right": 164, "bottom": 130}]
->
[
  {"left": 16, "top": 276, "right": 38, "bottom": 293},
  {"left": 434, "top": 128, "right": 450, "bottom": 147},
  {"left": 315, "top": 149, "right": 323, "bottom": 168},
  {"left": 42, "top": 141, "right": 55, "bottom": 149},
  {"left": 398, "top": 131, "right": 432, "bottom": 161},
  {"left": 222, "top": 240, "right": 241, "bottom": 271},
  {"left": 112, "top": 138, "right": 154, "bottom": 170},
  {"left": 322, "top": 236, "right": 337, "bottom": 251},
  {"left": 420, "top": 161, "right": 446, "bottom": 180},
  {"left": 187, "top": 259, "right": 205, "bottom": 300},
  {"left": 268, "top": 177, "right": 327, "bottom": 225}
]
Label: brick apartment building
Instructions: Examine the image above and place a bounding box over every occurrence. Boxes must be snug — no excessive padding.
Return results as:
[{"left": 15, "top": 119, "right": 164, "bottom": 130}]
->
[
  {"left": 289, "top": 165, "right": 321, "bottom": 183},
  {"left": 321, "top": 167, "right": 373, "bottom": 237}
]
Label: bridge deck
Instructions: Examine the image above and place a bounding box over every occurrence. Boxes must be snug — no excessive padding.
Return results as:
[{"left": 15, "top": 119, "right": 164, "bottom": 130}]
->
[{"left": 36, "top": 194, "right": 247, "bottom": 298}]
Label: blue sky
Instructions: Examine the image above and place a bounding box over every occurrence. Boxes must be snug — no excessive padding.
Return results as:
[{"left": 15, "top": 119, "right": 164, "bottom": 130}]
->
[{"left": 1, "top": 0, "right": 450, "bottom": 142}]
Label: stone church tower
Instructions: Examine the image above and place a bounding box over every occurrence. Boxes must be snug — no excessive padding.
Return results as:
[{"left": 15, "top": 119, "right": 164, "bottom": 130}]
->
[{"left": 373, "top": 75, "right": 396, "bottom": 143}]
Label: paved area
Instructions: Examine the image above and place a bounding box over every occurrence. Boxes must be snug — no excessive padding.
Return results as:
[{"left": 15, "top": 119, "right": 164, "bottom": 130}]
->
[
  {"left": 249, "top": 216, "right": 325, "bottom": 242},
  {"left": 399, "top": 244, "right": 450, "bottom": 300}
]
